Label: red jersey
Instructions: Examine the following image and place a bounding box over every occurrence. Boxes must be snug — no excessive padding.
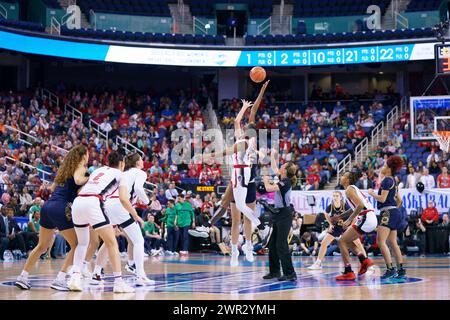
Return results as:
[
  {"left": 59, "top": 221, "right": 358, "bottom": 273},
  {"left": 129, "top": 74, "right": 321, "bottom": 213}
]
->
[{"left": 437, "top": 174, "right": 450, "bottom": 188}]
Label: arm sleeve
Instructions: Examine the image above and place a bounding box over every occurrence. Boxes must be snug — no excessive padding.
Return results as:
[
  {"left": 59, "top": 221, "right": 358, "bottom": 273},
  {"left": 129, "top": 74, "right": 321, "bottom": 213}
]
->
[{"left": 134, "top": 170, "right": 150, "bottom": 205}]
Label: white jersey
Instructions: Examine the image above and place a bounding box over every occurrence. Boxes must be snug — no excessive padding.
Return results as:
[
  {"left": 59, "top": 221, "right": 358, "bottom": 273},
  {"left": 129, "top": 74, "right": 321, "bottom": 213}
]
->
[
  {"left": 79, "top": 166, "right": 123, "bottom": 198},
  {"left": 232, "top": 138, "right": 247, "bottom": 166},
  {"left": 232, "top": 137, "right": 257, "bottom": 166},
  {"left": 346, "top": 185, "right": 374, "bottom": 212},
  {"left": 105, "top": 168, "right": 150, "bottom": 205}
]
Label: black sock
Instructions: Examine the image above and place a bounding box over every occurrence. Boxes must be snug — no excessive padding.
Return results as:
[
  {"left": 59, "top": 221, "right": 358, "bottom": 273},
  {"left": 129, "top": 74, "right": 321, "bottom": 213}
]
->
[
  {"left": 397, "top": 263, "right": 404, "bottom": 270},
  {"left": 386, "top": 263, "right": 393, "bottom": 270},
  {"left": 344, "top": 264, "right": 353, "bottom": 273},
  {"left": 357, "top": 253, "right": 366, "bottom": 263}
]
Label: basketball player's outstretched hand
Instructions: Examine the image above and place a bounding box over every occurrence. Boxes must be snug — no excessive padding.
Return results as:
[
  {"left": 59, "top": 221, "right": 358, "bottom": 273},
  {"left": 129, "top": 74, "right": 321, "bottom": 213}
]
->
[
  {"left": 241, "top": 99, "right": 253, "bottom": 109},
  {"left": 262, "top": 80, "right": 270, "bottom": 90}
]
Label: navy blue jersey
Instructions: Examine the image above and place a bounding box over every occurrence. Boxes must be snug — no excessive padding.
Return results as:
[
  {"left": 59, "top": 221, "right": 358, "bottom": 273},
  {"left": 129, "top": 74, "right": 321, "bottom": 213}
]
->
[
  {"left": 326, "top": 202, "right": 350, "bottom": 217},
  {"left": 377, "top": 176, "right": 397, "bottom": 209},
  {"left": 49, "top": 177, "right": 79, "bottom": 204}
]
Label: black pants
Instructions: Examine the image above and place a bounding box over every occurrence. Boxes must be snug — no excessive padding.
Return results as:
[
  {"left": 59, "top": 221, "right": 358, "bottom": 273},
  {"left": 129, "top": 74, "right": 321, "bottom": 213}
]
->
[
  {"left": 178, "top": 226, "right": 190, "bottom": 252},
  {"left": 268, "top": 207, "right": 296, "bottom": 276},
  {"left": 8, "top": 233, "right": 27, "bottom": 253},
  {"left": 0, "top": 237, "right": 8, "bottom": 259}
]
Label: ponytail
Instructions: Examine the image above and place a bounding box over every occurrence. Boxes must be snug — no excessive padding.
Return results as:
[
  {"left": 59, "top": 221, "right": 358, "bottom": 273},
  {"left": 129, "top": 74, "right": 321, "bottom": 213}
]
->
[{"left": 286, "top": 162, "right": 298, "bottom": 186}]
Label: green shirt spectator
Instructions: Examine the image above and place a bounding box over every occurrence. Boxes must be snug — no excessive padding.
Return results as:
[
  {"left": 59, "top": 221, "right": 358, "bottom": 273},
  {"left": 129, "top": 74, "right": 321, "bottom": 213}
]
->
[
  {"left": 175, "top": 200, "right": 195, "bottom": 228},
  {"left": 162, "top": 206, "right": 177, "bottom": 228},
  {"left": 143, "top": 221, "right": 158, "bottom": 236}
]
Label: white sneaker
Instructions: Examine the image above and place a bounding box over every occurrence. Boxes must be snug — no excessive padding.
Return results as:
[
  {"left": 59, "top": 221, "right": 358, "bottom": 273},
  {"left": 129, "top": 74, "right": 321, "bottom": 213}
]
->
[
  {"left": 307, "top": 261, "right": 322, "bottom": 270},
  {"left": 50, "top": 278, "right": 70, "bottom": 291},
  {"left": 90, "top": 273, "right": 104, "bottom": 285},
  {"left": 165, "top": 251, "right": 174, "bottom": 256},
  {"left": 188, "top": 229, "right": 209, "bottom": 238},
  {"left": 243, "top": 243, "right": 254, "bottom": 262},
  {"left": 81, "top": 264, "right": 92, "bottom": 279},
  {"left": 68, "top": 273, "right": 83, "bottom": 292},
  {"left": 136, "top": 275, "right": 156, "bottom": 286},
  {"left": 143, "top": 252, "right": 149, "bottom": 258},
  {"left": 230, "top": 248, "right": 239, "bottom": 267},
  {"left": 113, "top": 279, "right": 135, "bottom": 293}
]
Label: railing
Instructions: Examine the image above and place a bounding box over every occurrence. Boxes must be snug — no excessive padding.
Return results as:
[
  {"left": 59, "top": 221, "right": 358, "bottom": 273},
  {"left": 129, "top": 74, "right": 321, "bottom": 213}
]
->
[
  {"left": 193, "top": 16, "right": 208, "bottom": 34},
  {"left": 89, "top": 119, "right": 108, "bottom": 146},
  {"left": 280, "top": 0, "right": 284, "bottom": 23},
  {"left": 50, "top": 144, "right": 69, "bottom": 156},
  {"left": 400, "top": 95, "right": 408, "bottom": 113},
  {"left": 370, "top": 121, "right": 384, "bottom": 148},
  {"left": 386, "top": 105, "right": 399, "bottom": 132},
  {"left": 257, "top": 17, "right": 271, "bottom": 35},
  {"left": 5, "top": 157, "right": 53, "bottom": 183},
  {"left": 354, "top": 137, "right": 369, "bottom": 165},
  {"left": 40, "top": 88, "right": 59, "bottom": 107},
  {"left": 50, "top": 16, "right": 61, "bottom": 35},
  {"left": 64, "top": 103, "right": 83, "bottom": 122},
  {"left": 4, "top": 125, "right": 41, "bottom": 146},
  {"left": 0, "top": 3, "right": 7, "bottom": 19},
  {"left": 178, "top": 0, "right": 185, "bottom": 24},
  {"left": 395, "top": 12, "right": 408, "bottom": 29},
  {"left": 89, "top": 9, "right": 96, "bottom": 30},
  {"left": 336, "top": 154, "right": 352, "bottom": 182},
  {"left": 115, "top": 136, "right": 144, "bottom": 157}
]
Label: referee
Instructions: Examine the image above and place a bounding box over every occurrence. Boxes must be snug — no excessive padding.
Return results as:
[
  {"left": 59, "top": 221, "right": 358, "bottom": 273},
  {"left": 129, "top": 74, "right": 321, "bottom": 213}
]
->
[{"left": 261, "top": 160, "right": 298, "bottom": 281}]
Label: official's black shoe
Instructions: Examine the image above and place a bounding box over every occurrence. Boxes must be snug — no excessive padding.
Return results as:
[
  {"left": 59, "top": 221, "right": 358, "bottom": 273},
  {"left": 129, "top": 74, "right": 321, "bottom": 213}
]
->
[
  {"left": 263, "top": 273, "right": 281, "bottom": 280},
  {"left": 381, "top": 268, "right": 397, "bottom": 280},
  {"left": 278, "top": 273, "right": 297, "bottom": 281}
]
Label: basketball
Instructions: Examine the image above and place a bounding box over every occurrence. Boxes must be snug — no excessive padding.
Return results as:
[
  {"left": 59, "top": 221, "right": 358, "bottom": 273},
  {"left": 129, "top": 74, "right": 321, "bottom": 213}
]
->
[{"left": 250, "top": 66, "right": 266, "bottom": 83}]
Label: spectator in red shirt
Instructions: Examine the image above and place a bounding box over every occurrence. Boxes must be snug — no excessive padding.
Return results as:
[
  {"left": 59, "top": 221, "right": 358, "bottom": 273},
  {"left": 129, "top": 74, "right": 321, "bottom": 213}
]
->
[
  {"left": 117, "top": 111, "right": 129, "bottom": 127},
  {"left": 354, "top": 125, "right": 366, "bottom": 139},
  {"left": 421, "top": 201, "right": 439, "bottom": 226},
  {"left": 308, "top": 158, "right": 321, "bottom": 173},
  {"left": 437, "top": 167, "right": 450, "bottom": 188},
  {"left": 305, "top": 170, "right": 320, "bottom": 190}
]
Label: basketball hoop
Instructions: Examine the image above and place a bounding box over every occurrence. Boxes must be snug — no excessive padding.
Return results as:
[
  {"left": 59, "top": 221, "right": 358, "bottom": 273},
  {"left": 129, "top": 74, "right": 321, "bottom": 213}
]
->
[{"left": 433, "top": 131, "right": 450, "bottom": 153}]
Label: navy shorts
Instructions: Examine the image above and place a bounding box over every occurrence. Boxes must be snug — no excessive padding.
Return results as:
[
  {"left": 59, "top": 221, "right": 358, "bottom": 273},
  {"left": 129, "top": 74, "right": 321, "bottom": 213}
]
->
[
  {"left": 328, "top": 224, "right": 345, "bottom": 238},
  {"left": 379, "top": 208, "right": 402, "bottom": 230},
  {"left": 40, "top": 200, "right": 74, "bottom": 231}
]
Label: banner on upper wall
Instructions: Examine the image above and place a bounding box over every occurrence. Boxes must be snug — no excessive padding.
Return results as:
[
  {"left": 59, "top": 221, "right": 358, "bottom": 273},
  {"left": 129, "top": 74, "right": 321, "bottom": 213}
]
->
[
  {"left": 0, "top": 30, "right": 438, "bottom": 67},
  {"left": 290, "top": 188, "right": 450, "bottom": 216}
]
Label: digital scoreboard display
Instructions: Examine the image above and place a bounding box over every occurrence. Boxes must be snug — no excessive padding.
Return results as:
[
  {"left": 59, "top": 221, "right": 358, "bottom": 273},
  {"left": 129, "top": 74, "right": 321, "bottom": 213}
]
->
[{"left": 436, "top": 44, "right": 450, "bottom": 74}]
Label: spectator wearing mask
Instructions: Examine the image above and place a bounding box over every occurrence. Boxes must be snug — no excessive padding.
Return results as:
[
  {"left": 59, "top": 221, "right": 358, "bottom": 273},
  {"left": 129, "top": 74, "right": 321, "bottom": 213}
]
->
[
  {"left": 355, "top": 172, "right": 374, "bottom": 190},
  {"left": 421, "top": 201, "right": 439, "bottom": 226},
  {"left": 419, "top": 168, "right": 436, "bottom": 189}
]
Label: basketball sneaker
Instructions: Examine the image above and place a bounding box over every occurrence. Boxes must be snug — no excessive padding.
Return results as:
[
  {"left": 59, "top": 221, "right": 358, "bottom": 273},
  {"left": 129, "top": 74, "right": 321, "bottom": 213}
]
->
[
  {"left": 381, "top": 268, "right": 398, "bottom": 280},
  {"left": 136, "top": 275, "right": 156, "bottom": 286},
  {"left": 125, "top": 262, "right": 137, "bottom": 275},
  {"left": 230, "top": 247, "right": 239, "bottom": 266},
  {"left": 113, "top": 279, "right": 135, "bottom": 293},
  {"left": 336, "top": 271, "right": 356, "bottom": 281},
  {"left": 81, "top": 263, "right": 92, "bottom": 279},
  {"left": 243, "top": 243, "right": 254, "bottom": 262},
  {"left": 358, "top": 258, "right": 374, "bottom": 276},
  {"left": 307, "top": 261, "right": 322, "bottom": 270},
  {"left": 50, "top": 278, "right": 70, "bottom": 291},
  {"left": 188, "top": 229, "right": 209, "bottom": 238},
  {"left": 90, "top": 273, "right": 104, "bottom": 285},
  {"left": 14, "top": 275, "right": 31, "bottom": 290},
  {"left": 396, "top": 268, "right": 406, "bottom": 279},
  {"left": 68, "top": 273, "right": 83, "bottom": 292}
]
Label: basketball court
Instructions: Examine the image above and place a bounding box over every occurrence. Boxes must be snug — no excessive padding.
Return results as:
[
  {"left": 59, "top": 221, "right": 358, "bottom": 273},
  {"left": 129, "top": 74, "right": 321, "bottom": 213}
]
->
[{"left": 1, "top": 254, "right": 449, "bottom": 300}]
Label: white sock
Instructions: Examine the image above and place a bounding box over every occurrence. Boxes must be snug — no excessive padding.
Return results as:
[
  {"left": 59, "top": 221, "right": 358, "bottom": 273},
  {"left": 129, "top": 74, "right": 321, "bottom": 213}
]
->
[
  {"left": 113, "top": 272, "right": 122, "bottom": 282},
  {"left": 316, "top": 259, "right": 322, "bottom": 265},
  {"left": 127, "top": 260, "right": 135, "bottom": 266},
  {"left": 56, "top": 271, "right": 67, "bottom": 281},
  {"left": 94, "top": 265, "right": 103, "bottom": 275},
  {"left": 231, "top": 244, "right": 238, "bottom": 253},
  {"left": 20, "top": 270, "right": 29, "bottom": 279}
]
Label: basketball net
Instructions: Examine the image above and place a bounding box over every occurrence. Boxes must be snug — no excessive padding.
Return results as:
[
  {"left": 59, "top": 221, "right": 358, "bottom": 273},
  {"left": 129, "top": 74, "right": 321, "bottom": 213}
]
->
[{"left": 433, "top": 131, "right": 450, "bottom": 153}]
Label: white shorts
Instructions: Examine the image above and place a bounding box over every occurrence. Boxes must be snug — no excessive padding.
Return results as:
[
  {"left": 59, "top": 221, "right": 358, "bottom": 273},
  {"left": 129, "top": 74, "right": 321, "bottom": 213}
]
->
[
  {"left": 104, "top": 199, "right": 134, "bottom": 228},
  {"left": 71, "top": 196, "right": 110, "bottom": 230},
  {"left": 352, "top": 210, "right": 378, "bottom": 234}
]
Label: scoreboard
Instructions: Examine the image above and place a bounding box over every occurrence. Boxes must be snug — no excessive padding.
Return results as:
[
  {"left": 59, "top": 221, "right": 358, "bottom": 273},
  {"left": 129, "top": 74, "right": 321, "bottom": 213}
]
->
[
  {"left": 238, "top": 43, "right": 414, "bottom": 66},
  {"left": 435, "top": 44, "right": 450, "bottom": 74}
]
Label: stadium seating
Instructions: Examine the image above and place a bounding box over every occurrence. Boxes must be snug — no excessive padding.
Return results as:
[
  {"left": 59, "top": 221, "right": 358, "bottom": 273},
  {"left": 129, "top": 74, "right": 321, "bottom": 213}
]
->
[
  {"left": 186, "top": 0, "right": 274, "bottom": 18},
  {"left": 60, "top": 26, "right": 226, "bottom": 45},
  {"left": 77, "top": 0, "right": 171, "bottom": 17},
  {"left": 406, "top": 0, "right": 443, "bottom": 12},
  {"left": 245, "top": 27, "right": 435, "bottom": 46},
  {"left": 0, "top": 18, "right": 45, "bottom": 32},
  {"left": 293, "top": 0, "right": 390, "bottom": 17}
]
